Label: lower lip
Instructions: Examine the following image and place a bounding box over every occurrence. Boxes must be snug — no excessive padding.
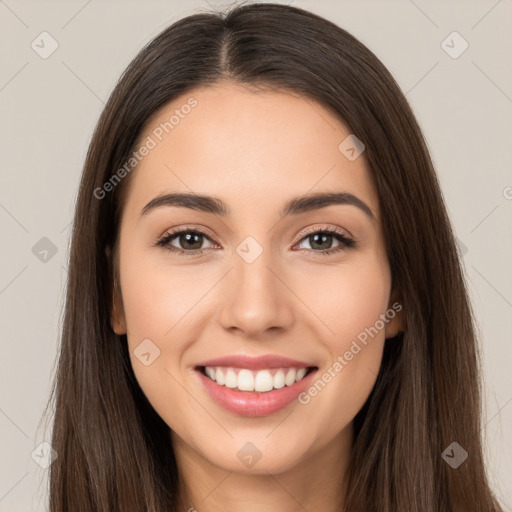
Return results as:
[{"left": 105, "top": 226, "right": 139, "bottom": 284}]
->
[{"left": 195, "top": 367, "right": 317, "bottom": 417}]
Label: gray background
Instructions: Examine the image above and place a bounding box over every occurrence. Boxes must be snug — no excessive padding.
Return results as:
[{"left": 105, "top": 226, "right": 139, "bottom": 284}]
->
[{"left": 0, "top": 0, "right": 511, "bottom": 510}]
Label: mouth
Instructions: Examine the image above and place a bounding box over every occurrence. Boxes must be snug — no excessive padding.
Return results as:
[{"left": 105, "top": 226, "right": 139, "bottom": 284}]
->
[
  {"left": 194, "top": 364, "right": 319, "bottom": 417},
  {"left": 196, "top": 365, "right": 318, "bottom": 393}
]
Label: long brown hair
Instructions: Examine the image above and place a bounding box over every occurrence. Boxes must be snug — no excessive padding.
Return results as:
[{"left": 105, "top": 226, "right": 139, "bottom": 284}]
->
[{"left": 44, "top": 2, "right": 505, "bottom": 510}]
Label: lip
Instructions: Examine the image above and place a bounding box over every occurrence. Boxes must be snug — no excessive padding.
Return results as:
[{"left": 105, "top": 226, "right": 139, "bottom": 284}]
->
[
  {"left": 195, "top": 365, "right": 318, "bottom": 417},
  {"left": 194, "top": 354, "right": 314, "bottom": 370}
]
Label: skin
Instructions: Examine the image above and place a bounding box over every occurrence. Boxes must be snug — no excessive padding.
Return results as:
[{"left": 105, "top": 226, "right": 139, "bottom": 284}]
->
[{"left": 110, "top": 81, "right": 404, "bottom": 512}]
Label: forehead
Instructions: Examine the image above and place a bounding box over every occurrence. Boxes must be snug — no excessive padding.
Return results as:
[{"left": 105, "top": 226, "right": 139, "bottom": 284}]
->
[{"left": 123, "top": 82, "right": 379, "bottom": 220}]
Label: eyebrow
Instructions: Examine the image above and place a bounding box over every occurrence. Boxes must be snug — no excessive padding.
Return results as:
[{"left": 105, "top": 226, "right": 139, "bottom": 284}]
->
[{"left": 140, "top": 191, "right": 376, "bottom": 221}]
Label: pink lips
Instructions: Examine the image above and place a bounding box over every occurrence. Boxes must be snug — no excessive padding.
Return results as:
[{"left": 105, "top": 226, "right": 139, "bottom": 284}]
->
[{"left": 194, "top": 354, "right": 317, "bottom": 417}]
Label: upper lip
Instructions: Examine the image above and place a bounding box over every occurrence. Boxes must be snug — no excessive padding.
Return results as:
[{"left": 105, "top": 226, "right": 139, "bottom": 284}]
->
[{"left": 195, "top": 354, "right": 316, "bottom": 370}]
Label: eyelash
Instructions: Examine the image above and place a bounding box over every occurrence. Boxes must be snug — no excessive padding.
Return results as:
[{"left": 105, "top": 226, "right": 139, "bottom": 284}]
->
[{"left": 153, "top": 225, "right": 356, "bottom": 257}]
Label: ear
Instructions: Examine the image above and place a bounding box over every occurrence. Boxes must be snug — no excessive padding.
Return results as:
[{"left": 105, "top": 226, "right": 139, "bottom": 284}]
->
[
  {"left": 385, "top": 285, "right": 405, "bottom": 339},
  {"left": 105, "top": 245, "right": 127, "bottom": 335}
]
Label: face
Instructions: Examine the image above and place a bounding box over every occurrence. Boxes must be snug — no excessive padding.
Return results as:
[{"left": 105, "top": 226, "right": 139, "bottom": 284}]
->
[{"left": 110, "top": 81, "right": 403, "bottom": 475}]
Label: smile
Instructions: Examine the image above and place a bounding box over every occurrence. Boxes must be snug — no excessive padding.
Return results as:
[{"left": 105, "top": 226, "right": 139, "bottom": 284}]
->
[{"left": 194, "top": 358, "right": 318, "bottom": 417}]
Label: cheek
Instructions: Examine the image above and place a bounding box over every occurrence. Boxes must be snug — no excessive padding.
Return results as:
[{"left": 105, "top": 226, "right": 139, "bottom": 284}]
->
[
  {"left": 294, "top": 253, "right": 391, "bottom": 346},
  {"left": 119, "top": 260, "right": 207, "bottom": 433},
  {"left": 292, "top": 255, "right": 391, "bottom": 433},
  {"left": 117, "top": 243, "right": 206, "bottom": 401},
  {"left": 120, "top": 246, "right": 211, "bottom": 344}
]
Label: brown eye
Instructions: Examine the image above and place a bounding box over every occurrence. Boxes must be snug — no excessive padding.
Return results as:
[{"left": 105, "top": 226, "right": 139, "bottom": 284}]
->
[
  {"left": 295, "top": 228, "right": 355, "bottom": 256},
  {"left": 155, "top": 228, "right": 216, "bottom": 255}
]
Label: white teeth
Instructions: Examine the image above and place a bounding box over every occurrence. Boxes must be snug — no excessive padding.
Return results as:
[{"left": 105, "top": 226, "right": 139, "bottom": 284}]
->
[
  {"left": 284, "top": 368, "right": 296, "bottom": 386},
  {"left": 215, "top": 367, "right": 225, "bottom": 385},
  {"left": 237, "top": 369, "right": 254, "bottom": 391},
  {"left": 224, "top": 368, "right": 238, "bottom": 388},
  {"left": 202, "top": 366, "right": 311, "bottom": 392},
  {"left": 273, "top": 369, "right": 285, "bottom": 389},
  {"left": 295, "top": 368, "right": 307, "bottom": 381},
  {"left": 254, "top": 370, "right": 273, "bottom": 392}
]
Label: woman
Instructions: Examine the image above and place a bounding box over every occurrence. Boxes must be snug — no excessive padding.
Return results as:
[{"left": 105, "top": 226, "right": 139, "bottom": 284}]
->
[{"left": 45, "top": 2, "right": 505, "bottom": 511}]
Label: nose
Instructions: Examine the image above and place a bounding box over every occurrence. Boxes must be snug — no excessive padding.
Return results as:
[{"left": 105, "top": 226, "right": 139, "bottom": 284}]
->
[{"left": 217, "top": 244, "right": 295, "bottom": 338}]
